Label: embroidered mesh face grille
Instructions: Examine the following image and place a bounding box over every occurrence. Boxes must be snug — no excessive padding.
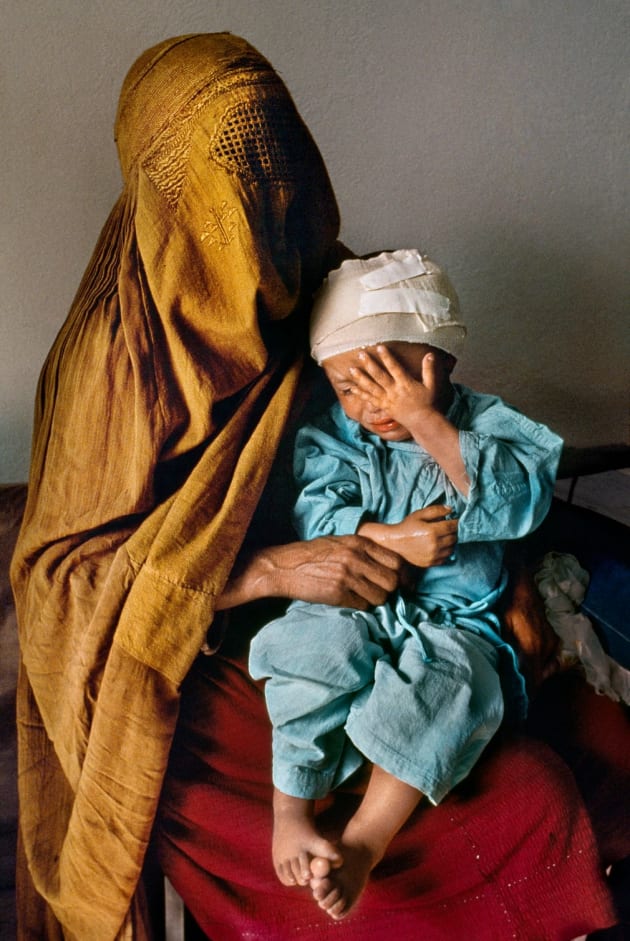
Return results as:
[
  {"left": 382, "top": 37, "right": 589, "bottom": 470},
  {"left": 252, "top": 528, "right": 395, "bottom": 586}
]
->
[
  {"left": 143, "top": 83, "right": 310, "bottom": 209},
  {"left": 210, "top": 100, "right": 308, "bottom": 182},
  {"left": 143, "top": 126, "right": 192, "bottom": 209}
]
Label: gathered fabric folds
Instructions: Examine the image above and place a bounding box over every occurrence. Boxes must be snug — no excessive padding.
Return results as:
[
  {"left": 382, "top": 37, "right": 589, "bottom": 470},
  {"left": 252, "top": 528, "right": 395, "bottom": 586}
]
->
[{"left": 10, "top": 33, "right": 339, "bottom": 940}]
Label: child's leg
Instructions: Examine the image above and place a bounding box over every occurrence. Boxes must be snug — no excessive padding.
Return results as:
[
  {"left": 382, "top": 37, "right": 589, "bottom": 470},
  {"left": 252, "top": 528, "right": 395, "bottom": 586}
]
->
[
  {"left": 345, "top": 624, "right": 504, "bottom": 805},
  {"left": 249, "top": 602, "right": 382, "bottom": 888},
  {"left": 310, "top": 765, "right": 423, "bottom": 919},
  {"left": 249, "top": 602, "right": 381, "bottom": 801},
  {"left": 272, "top": 789, "right": 342, "bottom": 887},
  {"left": 308, "top": 626, "right": 503, "bottom": 919}
]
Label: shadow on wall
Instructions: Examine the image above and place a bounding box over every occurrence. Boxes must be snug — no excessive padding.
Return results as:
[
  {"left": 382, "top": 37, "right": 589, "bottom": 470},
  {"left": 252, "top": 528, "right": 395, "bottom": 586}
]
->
[
  {"left": 2, "top": 415, "right": 33, "bottom": 486},
  {"left": 451, "top": 225, "right": 628, "bottom": 445}
]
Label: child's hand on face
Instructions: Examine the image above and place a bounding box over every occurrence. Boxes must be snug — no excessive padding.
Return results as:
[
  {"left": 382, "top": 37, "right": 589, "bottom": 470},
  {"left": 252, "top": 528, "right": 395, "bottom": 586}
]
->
[
  {"left": 343, "top": 342, "right": 467, "bottom": 492},
  {"left": 349, "top": 344, "right": 445, "bottom": 431}
]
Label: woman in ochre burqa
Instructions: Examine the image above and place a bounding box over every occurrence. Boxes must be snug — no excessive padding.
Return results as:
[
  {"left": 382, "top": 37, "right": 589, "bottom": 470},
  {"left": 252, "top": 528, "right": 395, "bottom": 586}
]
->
[
  {"left": 12, "top": 32, "right": 344, "bottom": 938},
  {"left": 12, "top": 32, "right": 625, "bottom": 941}
]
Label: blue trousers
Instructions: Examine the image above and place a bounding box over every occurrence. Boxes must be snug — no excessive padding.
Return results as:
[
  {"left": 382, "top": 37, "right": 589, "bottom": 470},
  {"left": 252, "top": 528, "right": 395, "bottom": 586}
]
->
[{"left": 249, "top": 600, "right": 504, "bottom": 805}]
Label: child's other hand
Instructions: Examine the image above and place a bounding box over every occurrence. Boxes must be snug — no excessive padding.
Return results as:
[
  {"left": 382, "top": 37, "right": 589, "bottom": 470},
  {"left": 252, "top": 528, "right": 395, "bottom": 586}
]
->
[
  {"left": 349, "top": 345, "right": 442, "bottom": 428},
  {"left": 384, "top": 505, "right": 458, "bottom": 567}
]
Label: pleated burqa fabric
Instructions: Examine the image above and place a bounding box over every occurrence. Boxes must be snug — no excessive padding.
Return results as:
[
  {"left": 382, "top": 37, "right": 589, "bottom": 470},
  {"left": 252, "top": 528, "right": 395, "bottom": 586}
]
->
[{"left": 10, "top": 33, "right": 340, "bottom": 939}]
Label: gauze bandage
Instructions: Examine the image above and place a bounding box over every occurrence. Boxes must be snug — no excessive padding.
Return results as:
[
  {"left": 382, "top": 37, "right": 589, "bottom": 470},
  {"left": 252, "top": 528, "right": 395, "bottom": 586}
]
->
[{"left": 310, "top": 249, "right": 467, "bottom": 363}]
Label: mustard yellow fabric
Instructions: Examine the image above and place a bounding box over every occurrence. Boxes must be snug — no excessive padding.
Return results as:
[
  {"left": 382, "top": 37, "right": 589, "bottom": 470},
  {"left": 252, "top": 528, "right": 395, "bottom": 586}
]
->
[{"left": 11, "top": 33, "right": 339, "bottom": 939}]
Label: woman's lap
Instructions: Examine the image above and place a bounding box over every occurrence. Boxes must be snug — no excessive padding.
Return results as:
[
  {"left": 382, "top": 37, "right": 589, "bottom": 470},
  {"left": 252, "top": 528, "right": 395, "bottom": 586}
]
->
[{"left": 156, "top": 634, "right": 625, "bottom": 940}]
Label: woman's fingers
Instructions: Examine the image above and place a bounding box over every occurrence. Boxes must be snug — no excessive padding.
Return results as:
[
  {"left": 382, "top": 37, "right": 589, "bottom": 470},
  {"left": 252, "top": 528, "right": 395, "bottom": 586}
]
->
[{"left": 342, "top": 537, "right": 403, "bottom": 602}]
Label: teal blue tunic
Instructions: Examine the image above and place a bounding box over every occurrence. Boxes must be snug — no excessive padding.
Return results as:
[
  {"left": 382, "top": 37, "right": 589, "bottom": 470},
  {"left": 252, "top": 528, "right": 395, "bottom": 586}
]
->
[{"left": 250, "top": 384, "right": 563, "bottom": 803}]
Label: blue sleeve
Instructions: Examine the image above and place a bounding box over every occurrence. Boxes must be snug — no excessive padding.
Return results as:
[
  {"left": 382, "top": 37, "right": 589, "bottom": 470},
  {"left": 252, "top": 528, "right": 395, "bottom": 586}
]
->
[
  {"left": 456, "top": 395, "right": 563, "bottom": 543},
  {"left": 291, "top": 422, "right": 366, "bottom": 540}
]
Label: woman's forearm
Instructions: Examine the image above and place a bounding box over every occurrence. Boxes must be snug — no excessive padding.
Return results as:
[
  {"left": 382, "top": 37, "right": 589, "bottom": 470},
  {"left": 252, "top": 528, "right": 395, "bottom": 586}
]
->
[
  {"left": 215, "top": 536, "right": 403, "bottom": 612},
  {"left": 214, "top": 547, "right": 288, "bottom": 610}
]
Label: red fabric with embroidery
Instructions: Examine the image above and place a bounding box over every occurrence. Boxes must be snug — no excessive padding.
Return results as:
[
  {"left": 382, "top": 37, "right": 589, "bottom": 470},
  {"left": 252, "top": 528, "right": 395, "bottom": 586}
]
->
[{"left": 157, "top": 635, "right": 626, "bottom": 941}]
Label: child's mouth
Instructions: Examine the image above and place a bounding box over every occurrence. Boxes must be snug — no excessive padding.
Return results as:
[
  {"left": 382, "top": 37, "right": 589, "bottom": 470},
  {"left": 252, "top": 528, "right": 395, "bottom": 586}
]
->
[{"left": 371, "top": 419, "right": 400, "bottom": 432}]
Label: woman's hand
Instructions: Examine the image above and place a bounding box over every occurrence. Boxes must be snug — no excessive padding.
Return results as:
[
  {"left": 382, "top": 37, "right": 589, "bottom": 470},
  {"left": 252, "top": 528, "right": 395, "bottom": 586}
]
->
[
  {"left": 216, "top": 534, "right": 404, "bottom": 612},
  {"left": 358, "top": 505, "right": 458, "bottom": 568}
]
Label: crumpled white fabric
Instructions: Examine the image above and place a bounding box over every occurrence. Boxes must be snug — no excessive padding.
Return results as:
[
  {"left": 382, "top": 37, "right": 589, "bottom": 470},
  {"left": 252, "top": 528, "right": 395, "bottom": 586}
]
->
[{"left": 535, "top": 551, "right": 630, "bottom": 705}]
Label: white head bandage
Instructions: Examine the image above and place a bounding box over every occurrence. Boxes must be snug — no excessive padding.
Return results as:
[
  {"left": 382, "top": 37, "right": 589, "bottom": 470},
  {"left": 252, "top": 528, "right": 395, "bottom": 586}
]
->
[{"left": 310, "top": 249, "right": 467, "bottom": 363}]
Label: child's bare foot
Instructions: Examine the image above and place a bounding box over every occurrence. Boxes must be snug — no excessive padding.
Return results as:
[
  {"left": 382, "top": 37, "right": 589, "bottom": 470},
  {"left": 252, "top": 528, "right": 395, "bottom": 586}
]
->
[
  {"left": 309, "top": 821, "right": 382, "bottom": 920},
  {"left": 309, "top": 767, "right": 424, "bottom": 920},
  {"left": 273, "top": 790, "right": 343, "bottom": 887}
]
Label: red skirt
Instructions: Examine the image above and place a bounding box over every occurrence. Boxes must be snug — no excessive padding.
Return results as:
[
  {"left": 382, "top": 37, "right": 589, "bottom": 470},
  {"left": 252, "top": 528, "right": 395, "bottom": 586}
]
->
[{"left": 157, "top": 630, "right": 627, "bottom": 941}]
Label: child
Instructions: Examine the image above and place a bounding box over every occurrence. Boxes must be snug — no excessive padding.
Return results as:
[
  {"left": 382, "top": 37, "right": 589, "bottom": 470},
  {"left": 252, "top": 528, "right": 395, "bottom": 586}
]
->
[{"left": 249, "top": 249, "right": 563, "bottom": 920}]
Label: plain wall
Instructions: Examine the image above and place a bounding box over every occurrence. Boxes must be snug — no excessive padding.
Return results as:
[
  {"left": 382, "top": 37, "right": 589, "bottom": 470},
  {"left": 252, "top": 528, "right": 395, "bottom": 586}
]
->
[{"left": 1, "top": 0, "right": 628, "bottom": 482}]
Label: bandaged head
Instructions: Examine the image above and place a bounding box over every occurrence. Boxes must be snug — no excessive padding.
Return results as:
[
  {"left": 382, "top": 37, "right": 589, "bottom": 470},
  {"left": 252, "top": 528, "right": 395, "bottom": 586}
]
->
[{"left": 310, "top": 249, "right": 466, "bottom": 363}]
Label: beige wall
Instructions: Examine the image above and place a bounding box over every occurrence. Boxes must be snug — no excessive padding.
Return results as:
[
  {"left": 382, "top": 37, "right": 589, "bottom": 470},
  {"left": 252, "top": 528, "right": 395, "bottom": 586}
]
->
[{"left": 1, "top": 0, "right": 628, "bottom": 481}]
